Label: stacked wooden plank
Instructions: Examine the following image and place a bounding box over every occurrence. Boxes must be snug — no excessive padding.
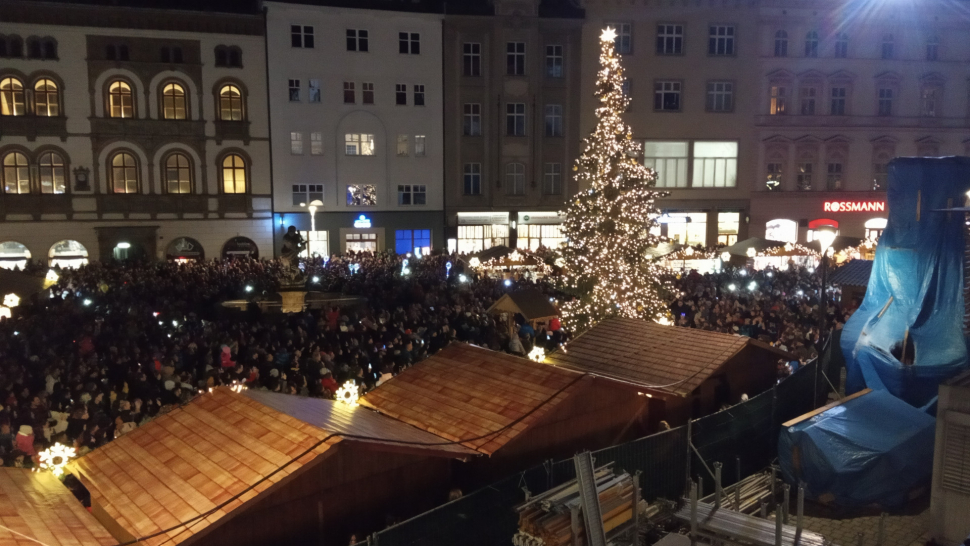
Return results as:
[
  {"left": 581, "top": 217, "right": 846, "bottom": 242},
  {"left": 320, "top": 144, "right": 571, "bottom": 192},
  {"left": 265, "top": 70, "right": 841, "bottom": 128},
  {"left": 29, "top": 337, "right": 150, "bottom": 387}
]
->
[
  {"left": 700, "top": 470, "right": 776, "bottom": 514},
  {"left": 513, "top": 467, "right": 643, "bottom": 546}
]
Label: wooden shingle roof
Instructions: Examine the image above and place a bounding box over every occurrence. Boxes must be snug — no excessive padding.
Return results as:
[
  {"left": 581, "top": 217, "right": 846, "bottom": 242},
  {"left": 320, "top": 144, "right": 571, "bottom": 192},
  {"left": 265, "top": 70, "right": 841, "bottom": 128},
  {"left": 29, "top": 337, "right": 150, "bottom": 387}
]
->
[
  {"left": 0, "top": 468, "right": 114, "bottom": 546},
  {"left": 70, "top": 387, "right": 342, "bottom": 546},
  {"left": 545, "top": 317, "right": 781, "bottom": 397},
  {"left": 360, "top": 343, "right": 587, "bottom": 455}
]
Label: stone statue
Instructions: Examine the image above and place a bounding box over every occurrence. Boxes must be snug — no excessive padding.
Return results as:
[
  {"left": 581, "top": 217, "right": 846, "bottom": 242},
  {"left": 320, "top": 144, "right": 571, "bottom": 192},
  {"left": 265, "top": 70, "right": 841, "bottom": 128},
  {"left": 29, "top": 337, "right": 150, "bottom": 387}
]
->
[{"left": 279, "top": 226, "right": 306, "bottom": 285}]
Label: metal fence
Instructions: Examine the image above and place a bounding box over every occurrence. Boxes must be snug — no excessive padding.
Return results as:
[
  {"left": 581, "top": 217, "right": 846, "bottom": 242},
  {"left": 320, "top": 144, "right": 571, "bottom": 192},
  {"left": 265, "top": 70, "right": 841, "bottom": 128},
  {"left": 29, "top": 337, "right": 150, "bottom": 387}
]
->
[{"left": 365, "top": 359, "right": 829, "bottom": 546}]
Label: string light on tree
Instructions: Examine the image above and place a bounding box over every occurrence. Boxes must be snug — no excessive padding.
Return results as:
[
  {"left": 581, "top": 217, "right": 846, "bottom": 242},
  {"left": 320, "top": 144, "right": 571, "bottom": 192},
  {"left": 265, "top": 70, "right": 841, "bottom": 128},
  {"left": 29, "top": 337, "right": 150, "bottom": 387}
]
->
[{"left": 559, "top": 27, "right": 672, "bottom": 332}]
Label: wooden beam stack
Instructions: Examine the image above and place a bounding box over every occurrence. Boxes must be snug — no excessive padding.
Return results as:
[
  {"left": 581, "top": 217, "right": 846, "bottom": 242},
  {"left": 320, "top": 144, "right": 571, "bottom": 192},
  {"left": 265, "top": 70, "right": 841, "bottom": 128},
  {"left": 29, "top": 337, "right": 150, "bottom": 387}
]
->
[{"left": 512, "top": 466, "right": 643, "bottom": 546}]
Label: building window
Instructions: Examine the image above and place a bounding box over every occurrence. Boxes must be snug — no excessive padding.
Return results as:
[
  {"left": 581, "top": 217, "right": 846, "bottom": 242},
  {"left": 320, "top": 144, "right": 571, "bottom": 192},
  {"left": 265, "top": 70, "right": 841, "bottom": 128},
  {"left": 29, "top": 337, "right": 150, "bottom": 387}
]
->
[
  {"left": 766, "top": 162, "right": 783, "bottom": 190},
  {"left": 229, "top": 47, "right": 242, "bottom": 67},
  {"left": 292, "top": 184, "right": 322, "bottom": 206},
  {"left": 706, "top": 81, "right": 733, "bottom": 112},
  {"left": 865, "top": 218, "right": 887, "bottom": 241},
  {"left": 927, "top": 36, "right": 939, "bottom": 61},
  {"left": 415, "top": 135, "right": 426, "bottom": 157},
  {"left": 873, "top": 161, "right": 888, "bottom": 190},
  {"left": 0, "top": 77, "right": 24, "bottom": 116},
  {"left": 345, "top": 134, "right": 375, "bottom": 156},
  {"left": 214, "top": 45, "right": 242, "bottom": 67},
  {"left": 291, "top": 132, "right": 303, "bottom": 155},
  {"left": 656, "top": 24, "right": 684, "bottom": 55},
  {"left": 804, "top": 31, "right": 819, "bottom": 57},
  {"left": 800, "top": 87, "right": 817, "bottom": 115},
  {"left": 642, "top": 141, "right": 688, "bottom": 188},
  {"left": 654, "top": 81, "right": 681, "bottom": 111},
  {"left": 506, "top": 162, "right": 525, "bottom": 195},
  {"left": 463, "top": 163, "right": 482, "bottom": 195},
  {"left": 827, "top": 162, "right": 843, "bottom": 190},
  {"left": 693, "top": 141, "right": 737, "bottom": 187},
  {"left": 457, "top": 224, "right": 508, "bottom": 253},
  {"left": 544, "top": 104, "right": 563, "bottom": 136},
  {"left": 463, "top": 43, "right": 481, "bottom": 76},
  {"left": 397, "top": 134, "right": 409, "bottom": 157},
  {"left": 108, "top": 81, "right": 133, "bottom": 118},
  {"left": 33, "top": 79, "right": 58, "bottom": 117},
  {"left": 665, "top": 212, "right": 708, "bottom": 246},
  {"left": 343, "top": 82, "right": 355, "bottom": 104},
  {"left": 164, "top": 153, "right": 191, "bottom": 194},
  {"left": 289, "top": 79, "right": 300, "bottom": 102},
  {"left": 222, "top": 154, "right": 246, "bottom": 193},
  {"left": 27, "top": 38, "right": 42, "bottom": 59},
  {"left": 766, "top": 219, "right": 797, "bottom": 242},
  {"left": 613, "top": 23, "right": 632, "bottom": 54},
  {"left": 395, "top": 84, "right": 407, "bottom": 105},
  {"left": 546, "top": 45, "right": 563, "bottom": 77},
  {"left": 309, "top": 79, "right": 321, "bottom": 103},
  {"left": 3, "top": 152, "right": 29, "bottom": 194},
  {"left": 517, "top": 224, "right": 565, "bottom": 251},
  {"left": 878, "top": 88, "right": 893, "bottom": 116},
  {"left": 543, "top": 162, "right": 562, "bottom": 195},
  {"left": 162, "top": 83, "right": 187, "bottom": 120},
  {"left": 717, "top": 212, "right": 740, "bottom": 245},
  {"left": 774, "top": 30, "right": 788, "bottom": 57},
  {"left": 770, "top": 86, "right": 787, "bottom": 115},
  {"left": 39, "top": 152, "right": 65, "bottom": 194},
  {"left": 835, "top": 33, "right": 848, "bottom": 58},
  {"left": 507, "top": 103, "right": 526, "bottom": 136},
  {"left": 399, "top": 32, "right": 420, "bottom": 54},
  {"left": 291, "top": 25, "right": 314, "bottom": 48},
  {"left": 346, "top": 29, "right": 368, "bottom": 52},
  {"left": 507, "top": 42, "right": 525, "bottom": 75},
  {"left": 621, "top": 79, "right": 631, "bottom": 98},
  {"left": 881, "top": 34, "right": 894, "bottom": 59},
  {"left": 42, "top": 39, "right": 57, "bottom": 60},
  {"left": 111, "top": 152, "right": 138, "bottom": 194},
  {"left": 219, "top": 84, "right": 243, "bottom": 121},
  {"left": 413, "top": 84, "right": 425, "bottom": 106},
  {"left": 362, "top": 83, "right": 374, "bottom": 104},
  {"left": 830, "top": 87, "right": 847, "bottom": 115},
  {"left": 396, "top": 230, "right": 431, "bottom": 255},
  {"left": 397, "top": 184, "right": 426, "bottom": 205},
  {"left": 310, "top": 132, "right": 323, "bottom": 155},
  {"left": 346, "top": 184, "right": 377, "bottom": 206},
  {"left": 708, "top": 25, "right": 735, "bottom": 56},
  {"left": 463, "top": 103, "right": 482, "bottom": 136},
  {"left": 921, "top": 86, "right": 940, "bottom": 117},
  {"left": 797, "top": 162, "right": 813, "bottom": 190}
]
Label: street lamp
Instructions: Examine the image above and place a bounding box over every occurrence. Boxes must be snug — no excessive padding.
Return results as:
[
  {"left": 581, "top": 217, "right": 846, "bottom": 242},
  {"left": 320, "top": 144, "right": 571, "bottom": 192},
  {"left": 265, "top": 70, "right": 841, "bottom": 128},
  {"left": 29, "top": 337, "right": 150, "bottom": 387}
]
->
[
  {"left": 814, "top": 224, "right": 837, "bottom": 408},
  {"left": 307, "top": 199, "right": 323, "bottom": 258}
]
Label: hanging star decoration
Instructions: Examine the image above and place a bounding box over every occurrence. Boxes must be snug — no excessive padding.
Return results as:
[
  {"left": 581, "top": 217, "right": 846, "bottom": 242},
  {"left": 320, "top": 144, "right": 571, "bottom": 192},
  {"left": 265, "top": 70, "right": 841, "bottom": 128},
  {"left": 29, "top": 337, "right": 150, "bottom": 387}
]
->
[
  {"left": 3, "top": 293, "right": 19, "bottom": 308},
  {"left": 600, "top": 27, "right": 617, "bottom": 42},
  {"left": 528, "top": 346, "right": 546, "bottom": 363},
  {"left": 336, "top": 380, "right": 360, "bottom": 406},
  {"left": 38, "top": 443, "right": 76, "bottom": 478}
]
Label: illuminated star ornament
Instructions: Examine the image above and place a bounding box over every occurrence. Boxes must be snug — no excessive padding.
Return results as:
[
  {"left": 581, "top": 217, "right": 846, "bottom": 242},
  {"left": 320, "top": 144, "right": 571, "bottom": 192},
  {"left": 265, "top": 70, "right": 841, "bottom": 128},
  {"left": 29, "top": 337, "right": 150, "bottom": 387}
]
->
[
  {"left": 600, "top": 27, "right": 617, "bottom": 42},
  {"left": 335, "top": 380, "right": 360, "bottom": 406},
  {"left": 528, "top": 346, "right": 546, "bottom": 363},
  {"left": 38, "top": 443, "right": 76, "bottom": 477},
  {"left": 3, "top": 293, "right": 19, "bottom": 307}
]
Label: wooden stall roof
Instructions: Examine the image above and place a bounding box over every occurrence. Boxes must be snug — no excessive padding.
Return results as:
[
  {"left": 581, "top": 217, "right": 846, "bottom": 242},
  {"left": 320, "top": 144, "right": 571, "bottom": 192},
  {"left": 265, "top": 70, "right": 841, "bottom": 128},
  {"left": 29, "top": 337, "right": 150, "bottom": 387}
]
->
[
  {"left": 360, "top": 343, "right": 587, "bottom": 456},
  {"left": 829, "top": 259, "right": 873, "bottom": 287},
  {"left": 0, "top": 468, "right": 115, "bottom": 546},
  {"left": 487, "top": 290, "right": 559, "bottom": 321},
  {"left": 70, "top": 387, "right": 342, "bottom": 546},
  {"left": 242, "top": 390, "right": 478, "bottom": 457},
  {"left": 544, "top": 317, "right": 793, "bottom": 397}
]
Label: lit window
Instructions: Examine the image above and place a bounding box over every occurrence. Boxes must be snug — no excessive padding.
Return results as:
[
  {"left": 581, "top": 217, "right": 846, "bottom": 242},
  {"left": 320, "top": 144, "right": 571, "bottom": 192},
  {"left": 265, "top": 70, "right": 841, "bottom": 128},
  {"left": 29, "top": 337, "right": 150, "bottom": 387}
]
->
[
  {"left": 397, "top": 184, "right": 427, "bottom": 206},
  {"left": 506, "top": 162, "right": 525, "bottom": 195},
  {"left": 797, "top": 163, "right": 813, "bottom": 190},
  {"left": 165, "top": 153, "right": 192, "bottom": 194},
  {"left": 219, "top": 85, "right": 243, "bottom": 121},
  {"left": 310, "top": 132, "right": 323, "bottom": 155},
  {"left": 543, "top": 163, "right": 562, "bottom": 195},
  {"left": 345, "top": 134, "right": 375, "bottom": 156},
  {"left": 2, "top": 152, "right": 29, "bottom": 194},
  {"left": 770, "top": 86, "right": 787, "bottom": 115},
  {"left": 765, "top": 219, "right": 797, "bottom": 243},
  {"left": 396, "top": 229, "right": 431, "bottom": 255},
  {"left": 766, "top": 162, "right": 783, "bottom": 190},
  {"left": 692, "top": 141, "right": 738, "bottom": 188},
  {"left": 108, "top": 81, "right": 133, "bottom": 118},
  {"left": 708, "top": 25, "right": 735, "bottom": 56},
  {"left": 642, "top": 141, "right": 688, "bottom": 188},
  {"left": 506, "top": 42, "right": 525, "bottom": 75},
  {"left": 33, "top": 79, "right": 58, "bottom": 117},
  {"left": 162, "top": 82, "right": 187, "bottom": 120},
  {"left": 222, "top": 154, "right": 247, "bottom": 193},
  {"left": 657, "top": 24, "right": 683, "bottom": 55},
  {"left": 397, "top": 134, "right": 409, "bottom": 157},
  {"left": 291, "top": 132, "right": 303, "bottom": 155},
  {"left": 463, "top": 163, "right": 481, "bottom": 195},
  {"left": 39, "top": 152, "right": 65, "bottom": 194},
  {"left": 717, "top": 212, "right": 740, "bottom": 246},
  {"left": 546, "top": 45, "right": 563, "bottom": 77},
  {"left": 415, "top": 135, "right": 426, "bottom": 157},
  {"left": 399, "top": 32, "right": 420, "bottom": 54},
  {"left": 346, "top": 184, "right": 377, "bottom": 206},
  {"left": 346, "top": 29, "right": 368, "bottom": 52},
  {"left": 111, "top": 152, "right": 138, "bottom": 194}
]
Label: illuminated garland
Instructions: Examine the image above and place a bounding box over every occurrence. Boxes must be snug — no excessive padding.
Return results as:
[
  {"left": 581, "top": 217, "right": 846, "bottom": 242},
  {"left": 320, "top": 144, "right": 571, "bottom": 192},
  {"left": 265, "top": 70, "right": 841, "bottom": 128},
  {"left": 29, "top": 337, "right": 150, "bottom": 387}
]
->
[
  {"left": 559, "top": 28, "right": 672, "bottom": 333},
  {"left": 756, "top": 242, "right": 819, "bottom": 258}
]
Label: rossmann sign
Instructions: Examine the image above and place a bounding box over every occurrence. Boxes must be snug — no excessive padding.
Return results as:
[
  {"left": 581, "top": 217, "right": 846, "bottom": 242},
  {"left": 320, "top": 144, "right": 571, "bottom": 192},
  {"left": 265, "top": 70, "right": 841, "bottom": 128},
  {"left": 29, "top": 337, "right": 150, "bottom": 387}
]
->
[{"left": 823, "top": 201, "right": 886, "bottom": 212}]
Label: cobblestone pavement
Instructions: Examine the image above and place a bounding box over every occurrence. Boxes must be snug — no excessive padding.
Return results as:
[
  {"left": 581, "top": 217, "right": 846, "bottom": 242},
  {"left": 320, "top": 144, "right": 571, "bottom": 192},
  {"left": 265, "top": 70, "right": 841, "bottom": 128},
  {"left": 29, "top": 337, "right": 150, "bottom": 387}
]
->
[{"left": 769, "top": 502, "right": 931, "bottom": 546}]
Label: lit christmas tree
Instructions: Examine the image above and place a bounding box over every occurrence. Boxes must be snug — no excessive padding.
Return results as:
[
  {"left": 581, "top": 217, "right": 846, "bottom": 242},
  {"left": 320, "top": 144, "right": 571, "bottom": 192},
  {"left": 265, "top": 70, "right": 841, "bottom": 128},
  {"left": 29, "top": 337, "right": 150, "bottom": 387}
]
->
[{"left": 560, "top": 27, "right": 672, "bottom": 332}]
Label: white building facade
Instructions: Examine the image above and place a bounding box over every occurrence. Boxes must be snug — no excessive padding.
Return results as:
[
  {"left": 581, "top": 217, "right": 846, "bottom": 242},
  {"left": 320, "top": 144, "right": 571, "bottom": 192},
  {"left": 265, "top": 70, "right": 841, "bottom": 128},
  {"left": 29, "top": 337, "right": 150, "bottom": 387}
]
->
[
  {"left": 0, "top": 1, "right": 273, "bottom": 266},
  {"left": 264, "top": 2, "right": 444, "bottom": 256}
]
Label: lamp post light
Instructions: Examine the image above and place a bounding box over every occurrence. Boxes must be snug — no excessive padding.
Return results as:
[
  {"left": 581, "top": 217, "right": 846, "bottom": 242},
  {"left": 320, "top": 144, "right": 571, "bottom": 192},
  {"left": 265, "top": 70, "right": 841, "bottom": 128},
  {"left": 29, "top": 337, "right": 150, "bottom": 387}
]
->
[
  {"left": 307, "top": 199, "right": 323, "bottom": 258},
  {"left": 814, "top": 224, "right": 837, "bottom": 407}
]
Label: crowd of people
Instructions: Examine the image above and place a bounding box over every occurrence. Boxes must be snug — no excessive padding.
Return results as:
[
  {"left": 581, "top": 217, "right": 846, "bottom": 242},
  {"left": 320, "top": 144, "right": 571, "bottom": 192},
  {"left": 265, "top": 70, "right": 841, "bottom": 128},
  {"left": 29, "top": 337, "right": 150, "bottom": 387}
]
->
[{"left": 0, "top": 250, "right": 842, "bottom": 472}]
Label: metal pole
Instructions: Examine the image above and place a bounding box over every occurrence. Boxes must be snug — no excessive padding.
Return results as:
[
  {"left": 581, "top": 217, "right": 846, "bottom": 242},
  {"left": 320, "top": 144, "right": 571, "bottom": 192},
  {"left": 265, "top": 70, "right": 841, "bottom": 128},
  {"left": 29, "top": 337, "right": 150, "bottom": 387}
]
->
[
  {"left": 714, "top": 462, "right": 723, "bottom": 509},
  {"left": 775, "top": 501, "right": 783, "bottom": 546},
  {"left": 760, "top": 501, "right": 767, "bottom": 519},
  {"left": 735, "top": 457, "right": 741, "bottom": 511},
  {"left": 690, "top": 480, "right": 698, "bottom": 546},
  {"left": 877, "top": 513, "right": 887, "bottom": 546},
  {"left": 815, "top": 253, "right": 828, "bottom": 408},
  {"left": 796, "top": 484, "right": 805, "bottom": 535},
  {"left": 685, "top": 420, "right": 692, "bottom": 497},
  {"left": 698, "top": 476, "right": 703, "bottom": 500},
  {"left": 782, "top": 483, "right": 790, "bottom": 524}
]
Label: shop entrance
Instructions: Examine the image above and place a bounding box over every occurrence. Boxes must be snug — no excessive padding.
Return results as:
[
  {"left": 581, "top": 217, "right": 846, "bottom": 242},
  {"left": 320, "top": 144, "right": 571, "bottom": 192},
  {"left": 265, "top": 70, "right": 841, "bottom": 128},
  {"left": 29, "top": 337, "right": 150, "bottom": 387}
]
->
[{"left": 346, "top": 233, "right": 377, "bottom": 252}]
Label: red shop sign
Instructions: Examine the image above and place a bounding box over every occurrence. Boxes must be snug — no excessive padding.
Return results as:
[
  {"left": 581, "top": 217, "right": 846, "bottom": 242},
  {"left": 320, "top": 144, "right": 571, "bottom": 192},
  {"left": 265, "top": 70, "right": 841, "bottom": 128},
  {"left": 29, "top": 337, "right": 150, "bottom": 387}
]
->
[{"left": 823, "top": 201, "right": 885, "bottom": 212}]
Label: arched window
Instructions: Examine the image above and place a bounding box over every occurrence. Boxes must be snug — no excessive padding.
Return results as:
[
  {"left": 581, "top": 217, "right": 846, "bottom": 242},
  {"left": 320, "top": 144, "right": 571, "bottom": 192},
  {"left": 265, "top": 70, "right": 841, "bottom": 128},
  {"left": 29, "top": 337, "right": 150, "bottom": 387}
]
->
[
  {"left": 108, "top": 81, "right": 134, "bottom": 118},
  {"left": 43, "top": 39, "right": 56, "bottom": 60},
  {"left": 2, "top": 152, "right": 30, "bottom": 194},
  {"left": 505, "top": 162, "right": 525, "bottom": 195},
  {"left": 0, "top": 241, "right": 30, "bottom": 271},
  {"left": 0, "top": 37, "right": 7, "bottom": 58},
  {"left": 162, "top": 82, "right": 187, "bottom": 120},
  {"left": 0, "top": 77, "right": 25, "bottom": 116},
  {"left": 222, "top": 154, "right": 246, "bottom": 193},
  {"left": 228, "top": 47, "right": 242, "bottom": 67},
  {"left": 27, "top": 38, "right": 41, "bottom": 59},
  {"left": 805, "top": 31, "right": 818, "bottom": 57},
  {"left": 49, "top": 240, "right": 88, "bottom": 269},
  {"left": 218, "top": 84, "right": 243, "bottom": 121},
  {"left": 38, "top": 152, "right": 65, "bottom": 194},
  {"left": 110, "top": 152, "right": 139, "bottom": 193},
  {"left": 9, "top": 37, "right": 22, "bottom": 58},
  {"left": 106, "top": 44, "right": 116, "bottom": 60},
  {"left": 34, "top": 79, "right": 59, "bottom": 117},
  {"left": 774, "top": 30, "right": 788, "bottom": 57},
  {"left": 214, "top": 46, "right": 228, "bottom": 67},
  {"left": 165, "top": 153, "right": 192, "bottom": 194}
]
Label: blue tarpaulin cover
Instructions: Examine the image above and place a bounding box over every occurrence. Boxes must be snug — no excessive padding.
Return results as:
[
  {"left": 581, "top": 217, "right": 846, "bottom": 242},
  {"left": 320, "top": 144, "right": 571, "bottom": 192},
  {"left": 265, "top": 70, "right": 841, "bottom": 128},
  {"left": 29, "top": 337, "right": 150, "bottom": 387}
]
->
[
  {"left": 841, "top": 157, "right": 970, "bottom": 407},
  {"left": 778, "top": 389, "right": 936, "bottom": 508}
]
